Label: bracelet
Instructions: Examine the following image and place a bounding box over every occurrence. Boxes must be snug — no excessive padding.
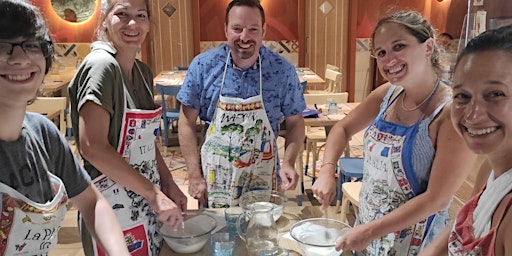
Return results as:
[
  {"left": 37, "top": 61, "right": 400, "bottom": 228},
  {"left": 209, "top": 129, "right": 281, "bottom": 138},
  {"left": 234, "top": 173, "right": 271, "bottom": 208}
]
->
[{"left": 321, "top": 161, "right": 337, "bottom": 168}]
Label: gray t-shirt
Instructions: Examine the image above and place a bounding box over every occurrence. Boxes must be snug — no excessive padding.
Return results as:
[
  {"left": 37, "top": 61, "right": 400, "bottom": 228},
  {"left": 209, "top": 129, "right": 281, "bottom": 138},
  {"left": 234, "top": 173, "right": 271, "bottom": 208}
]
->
[
  {"left": 0, "top": 113, "right": 90, "bottom": 203},
  {"left": 68, "top": 41, "right": 156, "bottom": 179}
]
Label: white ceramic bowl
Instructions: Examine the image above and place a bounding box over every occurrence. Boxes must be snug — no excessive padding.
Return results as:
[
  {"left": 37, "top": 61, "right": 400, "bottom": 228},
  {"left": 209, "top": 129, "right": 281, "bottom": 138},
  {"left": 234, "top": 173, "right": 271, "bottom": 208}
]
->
[
  {"left": 238, "top": 190, "right": 287, "bottom": 221},
  {"left": 160, "top": 214, "right": 217, "bottom": 254},
  {"left": 290, "top": 218, "right": 351, "bottom": 256}
]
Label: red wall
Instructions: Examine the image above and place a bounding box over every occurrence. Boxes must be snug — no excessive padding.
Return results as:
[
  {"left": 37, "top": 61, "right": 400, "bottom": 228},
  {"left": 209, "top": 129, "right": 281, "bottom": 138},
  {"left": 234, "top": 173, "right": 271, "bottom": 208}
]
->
[
  {"left": 199, "top": 0, "right": 299, "bottom": 41},
  {"left": 31, "top": 0, "right": 100, "bottom": 43},
  {"left": 355, "top": 0, "right": 467, "bottom": 38}
]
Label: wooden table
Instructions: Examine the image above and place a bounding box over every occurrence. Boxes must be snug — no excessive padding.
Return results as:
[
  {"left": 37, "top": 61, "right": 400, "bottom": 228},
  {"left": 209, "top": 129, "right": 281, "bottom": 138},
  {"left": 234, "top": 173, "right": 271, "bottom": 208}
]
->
[
  {"left": 154, "top": 70, "right": 187, "bottom": 86},
  {"left": 154, "top": 69, "right": 324, "bottom": 87},
  {"left": 42, "top": 67, "right": 76, "bottom": 96},
  {"left": 303, "top": 102, "right": 358, "bottom": 128},
  {"left": 41, "top": 80, "right": 69, "bottom": 96},
  {"left": 159, "top": 206, "right": 353, "bottom": 256},
  {"left": 297, "top": 68, "right": 325, "bottom": 85}
]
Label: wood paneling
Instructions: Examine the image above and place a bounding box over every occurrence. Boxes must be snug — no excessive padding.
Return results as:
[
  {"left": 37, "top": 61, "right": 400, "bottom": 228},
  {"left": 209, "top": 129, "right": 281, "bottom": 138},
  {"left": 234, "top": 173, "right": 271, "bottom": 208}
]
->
[
  {"left": 305, "top": 0, "right": 350, "bottom": 98},
  {"left": 147, "top": 0, "right": 195, "bottom": 75},
  {"left": 197, "top": 0, "right": 300, "bottom": 41},
  {"left": 147, "top": 0, "right": 351, "bottom": 100}
]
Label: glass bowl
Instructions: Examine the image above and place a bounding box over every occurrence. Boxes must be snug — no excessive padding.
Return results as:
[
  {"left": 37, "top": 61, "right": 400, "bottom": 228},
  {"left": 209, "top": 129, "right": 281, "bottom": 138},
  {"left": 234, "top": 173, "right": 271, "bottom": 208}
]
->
[
  {"left": 238, "top": 190, "right": 287, "bottom": 221},
  {"left": 160, "top": 214, "right": 217, "bottom": 254},
  {"left": 290, "top": 218, "right": 351, "bottom": 256}
]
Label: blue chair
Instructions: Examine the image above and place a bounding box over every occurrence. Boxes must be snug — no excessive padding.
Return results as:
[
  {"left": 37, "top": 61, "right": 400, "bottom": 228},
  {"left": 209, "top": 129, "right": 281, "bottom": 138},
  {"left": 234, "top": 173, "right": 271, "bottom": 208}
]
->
[
  {"left": 336, "top": 157, "right": 363, "bottom": 212},
  {"left": 156, "top": 84, "right": 181, "bottom": 147},
  {"left": 174, "top": 66, "right": 188, "bottom": 71},
  {"left": 300, "top": 80, "right": 307, "bottom": 93}
]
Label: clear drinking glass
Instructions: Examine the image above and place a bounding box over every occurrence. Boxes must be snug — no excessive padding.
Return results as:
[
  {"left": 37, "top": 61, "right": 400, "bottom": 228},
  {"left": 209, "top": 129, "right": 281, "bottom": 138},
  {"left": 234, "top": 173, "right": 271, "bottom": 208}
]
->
[{"left": 211, "top": 232, "right": 235, "bottom": 256}]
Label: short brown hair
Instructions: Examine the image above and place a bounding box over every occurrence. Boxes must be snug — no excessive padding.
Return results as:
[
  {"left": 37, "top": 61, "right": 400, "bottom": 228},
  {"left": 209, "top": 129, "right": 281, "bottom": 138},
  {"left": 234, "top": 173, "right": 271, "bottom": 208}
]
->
[{"left": 225, "top": 0, "right": 265, "bottom": 25}]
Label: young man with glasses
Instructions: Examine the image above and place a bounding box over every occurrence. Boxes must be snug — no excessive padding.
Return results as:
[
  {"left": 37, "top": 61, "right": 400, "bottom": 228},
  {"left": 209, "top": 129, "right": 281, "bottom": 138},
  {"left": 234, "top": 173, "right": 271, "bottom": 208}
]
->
[{"left": 0, "top": 1, "right": 129, "bottom": 255}]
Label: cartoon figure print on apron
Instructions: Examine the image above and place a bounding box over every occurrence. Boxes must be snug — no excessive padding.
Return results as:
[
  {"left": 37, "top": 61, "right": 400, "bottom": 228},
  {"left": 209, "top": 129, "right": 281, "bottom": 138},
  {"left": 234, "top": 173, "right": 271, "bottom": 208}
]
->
[
  {"left": 0, "top": 125, "right": 68, "bottom": 256},
  {"left": 201, "top": 53, "right": 277, "bottom": 208},
  {"left": 358, "top": 83, "right": 449, "bottom": 255},
  {"left": 92, "top": 63, "right": 163, "bottom": 256}
]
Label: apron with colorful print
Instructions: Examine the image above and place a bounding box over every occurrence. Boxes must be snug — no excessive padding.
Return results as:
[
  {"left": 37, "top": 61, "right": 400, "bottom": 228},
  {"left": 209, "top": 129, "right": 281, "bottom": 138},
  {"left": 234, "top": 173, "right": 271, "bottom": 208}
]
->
[
  {"left": 201, "top": 53, "right": 277, "bottom": 208},
  {"left": 0, "top": 125, "right": 68, "bottom": 256},
  {"left": 358, "top": 85, "right": 443, "bottom": 256},
  {"left": 92, "top": 64, "right": 163, "bottom": 256},
  {"left": 448, "top": 181, "right": 512, "bottom": 255}
]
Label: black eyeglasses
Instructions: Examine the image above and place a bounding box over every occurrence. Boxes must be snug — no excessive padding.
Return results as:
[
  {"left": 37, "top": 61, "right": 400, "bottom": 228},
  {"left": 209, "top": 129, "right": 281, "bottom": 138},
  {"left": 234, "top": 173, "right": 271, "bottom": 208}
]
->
[{"left": 0, "top": 40, "right": 53, "bottom": 60}]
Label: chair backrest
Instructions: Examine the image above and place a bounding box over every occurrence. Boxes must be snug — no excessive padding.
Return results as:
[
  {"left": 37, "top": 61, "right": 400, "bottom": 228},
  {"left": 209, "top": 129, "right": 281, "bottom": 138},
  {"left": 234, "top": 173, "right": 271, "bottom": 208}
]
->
[
  {"left": 304, "top": 92, "right": 348, "bottom": 106},
  {"left": 324, "top": 69, "right": 342, "bottom": 93},
  {"left": 300, "top": 80, "right": 307, "bottom": 93},
  {"left": 326, "top": 64, "right": 339, "bottom": 71},
  {"left": 156, "top": 84, "right": 181, "bottom": 113},
  {"left": 26, "top": 97, "right": 67, "bottom": 135},
  {"left": 174, "top": 66, "right": 188, "bottom": 71}
]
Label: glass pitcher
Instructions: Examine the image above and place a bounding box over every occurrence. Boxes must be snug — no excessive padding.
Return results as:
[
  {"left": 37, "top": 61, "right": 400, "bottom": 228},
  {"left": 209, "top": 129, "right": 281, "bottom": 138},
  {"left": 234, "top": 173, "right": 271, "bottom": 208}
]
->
[{"left": 236, "top": 202, "right": 278, "bottom": 255}]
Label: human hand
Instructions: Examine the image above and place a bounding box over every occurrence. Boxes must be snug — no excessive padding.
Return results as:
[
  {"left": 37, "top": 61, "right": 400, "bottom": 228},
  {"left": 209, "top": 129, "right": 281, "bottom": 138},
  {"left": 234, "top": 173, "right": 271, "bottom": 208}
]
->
[
  {"left": 279, "top": 164, "right": 298, "bottom": 190},
  {"left": 188, "top": 174, "right": 208, "bottom": 206},
  {"left": 335, "top": 223, "right": 373, "bottom": 252},
  {"left": 161, "top": 180, "right": 188, "bottom": 213},
  {"left": 311, "top": 168, "right": 337, "bottom": 209},
  {"left": 148, "top": 191, "right": 184, "bottom": 231}
]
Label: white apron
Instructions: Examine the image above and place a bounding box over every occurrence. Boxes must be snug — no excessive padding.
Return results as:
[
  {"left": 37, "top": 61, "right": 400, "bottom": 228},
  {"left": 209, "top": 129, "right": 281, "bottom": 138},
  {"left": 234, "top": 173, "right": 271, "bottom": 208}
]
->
[
  {"left": 358, "top": 84, "right": 446, "bottom": 255},
  {"left": 201, "top": 53, "right": 277, "bottom": 208},
  {"left": 92, "top": 64, "right": 163, "bottom": 256},
  {"left": 0, "top": 125, "right": 68, "bottom": 256}
]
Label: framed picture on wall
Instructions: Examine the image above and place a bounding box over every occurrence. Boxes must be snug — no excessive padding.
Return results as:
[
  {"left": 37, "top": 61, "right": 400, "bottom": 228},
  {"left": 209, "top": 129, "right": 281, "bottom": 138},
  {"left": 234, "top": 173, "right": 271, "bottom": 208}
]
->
[{"left": 473, "top": 0, "right": 483, "bottom": 6}]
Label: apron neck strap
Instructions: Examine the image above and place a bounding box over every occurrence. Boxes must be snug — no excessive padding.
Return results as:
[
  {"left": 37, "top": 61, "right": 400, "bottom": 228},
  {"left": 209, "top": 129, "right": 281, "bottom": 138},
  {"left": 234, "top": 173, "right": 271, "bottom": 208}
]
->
[
  {"left": 22, "top": 122, "right": 51, "bottom": 193},
  {"left": 220, "top": 51, "right": 262, "bottom": 95},
  {"left": 122, "top": 61, "right": 153, "bottom": 109}
]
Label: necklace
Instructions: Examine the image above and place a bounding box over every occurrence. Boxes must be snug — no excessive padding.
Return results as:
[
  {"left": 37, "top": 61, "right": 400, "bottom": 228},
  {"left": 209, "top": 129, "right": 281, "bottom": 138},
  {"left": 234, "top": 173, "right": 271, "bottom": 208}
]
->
[{"left": 401, "top": 80, "right": 439, "bottom": 112}]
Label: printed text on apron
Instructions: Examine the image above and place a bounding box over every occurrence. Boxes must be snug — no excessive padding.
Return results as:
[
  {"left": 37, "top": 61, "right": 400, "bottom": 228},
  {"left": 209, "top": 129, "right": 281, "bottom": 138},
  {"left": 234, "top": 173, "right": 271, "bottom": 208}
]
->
[{"left": 201, "top": 52, "right": 277, "bottom": 208}]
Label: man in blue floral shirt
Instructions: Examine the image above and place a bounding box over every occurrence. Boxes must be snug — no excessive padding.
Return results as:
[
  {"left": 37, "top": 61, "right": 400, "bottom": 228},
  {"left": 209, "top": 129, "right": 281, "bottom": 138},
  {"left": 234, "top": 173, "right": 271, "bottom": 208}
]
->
[{"left": 177, "top": 0, "right": 305, "bottom": 208}]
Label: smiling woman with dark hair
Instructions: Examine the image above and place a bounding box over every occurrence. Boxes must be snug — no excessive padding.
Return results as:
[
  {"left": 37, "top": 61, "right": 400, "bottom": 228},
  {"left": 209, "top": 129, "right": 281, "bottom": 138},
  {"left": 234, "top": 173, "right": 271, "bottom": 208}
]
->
[{"left": 420, "top": 24, "right": 512, "bottom": 256}]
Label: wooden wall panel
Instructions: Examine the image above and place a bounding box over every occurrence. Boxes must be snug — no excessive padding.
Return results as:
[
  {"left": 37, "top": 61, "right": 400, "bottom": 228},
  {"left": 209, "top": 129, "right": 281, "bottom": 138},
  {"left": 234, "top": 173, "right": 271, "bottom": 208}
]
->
[
  {"left": 197, "top": 0, "right": 300, "bottom": 41},
  {"left": 148, "top": 0, "right": 195, "bottom": 75},
  {"left": 305, "top": 0, "right": 349, "bottom": 95}
]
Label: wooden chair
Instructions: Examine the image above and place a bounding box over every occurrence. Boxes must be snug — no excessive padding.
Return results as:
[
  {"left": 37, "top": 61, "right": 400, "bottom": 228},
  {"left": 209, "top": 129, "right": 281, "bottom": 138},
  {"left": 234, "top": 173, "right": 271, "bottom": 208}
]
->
[
  {"left": 340, "top": 181, "right": 362, "bottom": 223},
  {"left": 326, "top": 64, "right": 339, "bottom": 71},
  {"left": 300, "top": 93, "right": 348, "bottom": 192},
  {"left": 26, "top": 97, "right": 67, "bottom": 136},
  {"left": 336, "top": 157, "right": 363, "bottom": 213},
  {"left": 308, "top": 69, "right": 342, "bottom": 94}
]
